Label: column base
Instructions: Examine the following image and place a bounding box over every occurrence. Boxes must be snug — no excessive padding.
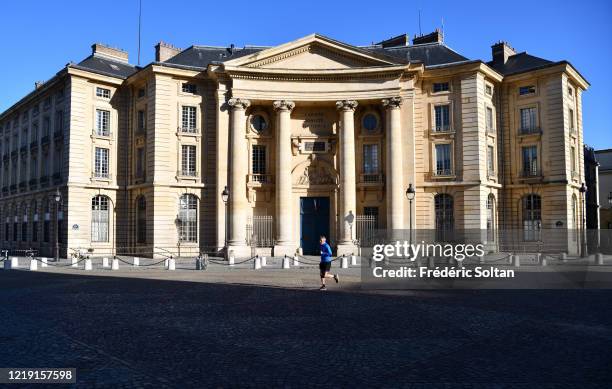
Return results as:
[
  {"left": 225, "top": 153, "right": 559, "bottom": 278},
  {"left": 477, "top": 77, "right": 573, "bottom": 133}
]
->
[
  {"left": 226, "top": 245, "right": 254, "bottom": 259},
  {"left": 336, "top": 243, "right": 358, "bottom": 257},
  {"left": 273, "top": 244, "right": 298, "bottom": 258}
]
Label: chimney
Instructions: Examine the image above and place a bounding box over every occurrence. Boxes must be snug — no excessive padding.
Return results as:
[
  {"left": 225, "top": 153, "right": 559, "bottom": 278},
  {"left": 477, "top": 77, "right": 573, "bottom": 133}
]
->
[
  {"left": 375, "top": 34, "right": 409, "bottom": 48},
  {"left": 155, "top": 41, "right": 182, "bottom": 62},
  {"left": 412, "top": 29, "right": 443, "bottom": 45},
  {"left": 34, "top": 81, "right": 45, "bottom": 89},
  {"left": 91, "top": 43, "right": 129, "bottom": 63},
  {"left": 491, "top": 41, "right": 516, "bottom": 64}
]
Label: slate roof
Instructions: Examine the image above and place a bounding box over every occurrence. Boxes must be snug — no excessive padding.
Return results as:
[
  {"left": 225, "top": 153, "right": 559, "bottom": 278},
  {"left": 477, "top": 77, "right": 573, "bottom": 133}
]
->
[
  {"left": 365, "top": 42, "right": 469, "bottom": 66},
  {"left": 487, "top": 52, "right": 554, "bottom": 76},
  {"left": 164, "top": 46, "right": 268, "bottom": 68},
  {"left": 74, "top": 54, "right": 138, "bottom": 79}
]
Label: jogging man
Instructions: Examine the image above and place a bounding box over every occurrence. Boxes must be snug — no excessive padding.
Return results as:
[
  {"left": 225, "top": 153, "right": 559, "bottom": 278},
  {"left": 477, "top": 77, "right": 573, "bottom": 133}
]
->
[{"left": 319, "top": 235, "right": 339, "bottom": 290}]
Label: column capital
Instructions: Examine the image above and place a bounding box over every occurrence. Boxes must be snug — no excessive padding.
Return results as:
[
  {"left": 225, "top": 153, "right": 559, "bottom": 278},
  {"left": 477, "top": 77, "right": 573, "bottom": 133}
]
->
[
  {"left": 335, "top": 100, "right": 358, "bottom": 111},
  {"left": 382, "top": 97, "right": 403, "bottom": 109},
  {"left": 227, "top": 98, "right": 251, "bottom": 110},
  {"left": 273, "top": 100, "right": 295, "bottom": 112}
]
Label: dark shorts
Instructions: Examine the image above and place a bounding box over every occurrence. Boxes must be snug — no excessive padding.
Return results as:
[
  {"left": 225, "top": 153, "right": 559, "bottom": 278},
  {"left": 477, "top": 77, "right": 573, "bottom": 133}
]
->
[{"left": 319, "top": 261, "right": 331, "bottom": 276}]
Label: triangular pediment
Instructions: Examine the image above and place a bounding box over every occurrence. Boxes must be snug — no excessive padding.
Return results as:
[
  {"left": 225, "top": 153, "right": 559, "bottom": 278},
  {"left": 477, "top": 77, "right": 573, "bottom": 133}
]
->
[{"left": 224, "top": 34, "right": 399, "bottom": 70}]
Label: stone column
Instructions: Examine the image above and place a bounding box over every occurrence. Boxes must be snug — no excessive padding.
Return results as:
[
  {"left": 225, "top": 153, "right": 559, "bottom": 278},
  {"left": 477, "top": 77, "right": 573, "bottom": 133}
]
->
[
  {"left": 336, "top": 100, "right": 358, "bottom": 255},
  {"left": 383, "top": 97, "right": 404, "bottom": 230},
  {"left": 273, "top": 100, "right": 296, "bottom": 257},
  {"left": 227, "top": 98, "right": 250, "bottom": 256}
]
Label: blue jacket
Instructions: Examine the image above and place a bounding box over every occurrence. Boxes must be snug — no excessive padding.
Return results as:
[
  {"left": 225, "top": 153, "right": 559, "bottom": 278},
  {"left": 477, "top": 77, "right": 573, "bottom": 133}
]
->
[{"left": 320, "top": 242, "right": 332, "bottom": 263}]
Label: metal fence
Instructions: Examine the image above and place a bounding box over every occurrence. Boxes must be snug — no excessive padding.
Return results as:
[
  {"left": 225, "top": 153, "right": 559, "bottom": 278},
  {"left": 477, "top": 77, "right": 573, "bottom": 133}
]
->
[
  {"left": 246, "top": 215, "right": 275, "bottom": 247},
  {"left": 356, "top": 215, "right": 377, "bottom": 247}
]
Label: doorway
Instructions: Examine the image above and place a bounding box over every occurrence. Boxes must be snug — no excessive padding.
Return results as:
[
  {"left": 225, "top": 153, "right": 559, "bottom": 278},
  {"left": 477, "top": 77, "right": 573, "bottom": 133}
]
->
[{"left": 300, "top": 197, "right": 330, "bottom": 255}]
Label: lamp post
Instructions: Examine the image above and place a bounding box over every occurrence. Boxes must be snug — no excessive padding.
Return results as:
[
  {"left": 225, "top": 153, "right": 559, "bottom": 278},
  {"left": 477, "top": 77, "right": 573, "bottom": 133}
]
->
[
  {"left": 405, "top": 184, "right": 415, "bottom": 249},
  {"left": 53, "top": 188, "right": 62, "bottom": 262},
  {"left": 221, "top": 186, "right": 229, "bottom": 259},
  {"left": 608, "top": 192, "right": 612, "bottom": 207},
  {"left": 579, "top": 183, "right": 588, "bottom": 257}
]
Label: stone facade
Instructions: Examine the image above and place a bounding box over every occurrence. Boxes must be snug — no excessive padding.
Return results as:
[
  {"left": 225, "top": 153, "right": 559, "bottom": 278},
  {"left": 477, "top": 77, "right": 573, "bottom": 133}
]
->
[{"left": 0, "top": 34, "right": 589, "bottom": 258}]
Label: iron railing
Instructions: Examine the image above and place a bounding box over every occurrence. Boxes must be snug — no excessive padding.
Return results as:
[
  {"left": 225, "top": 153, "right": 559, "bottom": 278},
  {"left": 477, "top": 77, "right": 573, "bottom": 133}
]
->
[{"left": 246, "top": 215, "right": 275, "bottom": 247}]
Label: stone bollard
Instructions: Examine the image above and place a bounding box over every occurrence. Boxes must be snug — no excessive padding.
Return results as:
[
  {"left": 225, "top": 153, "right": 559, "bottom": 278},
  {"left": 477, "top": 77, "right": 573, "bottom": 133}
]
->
[
  {"left": 167, "top": 258, "right": 176, "bottom": 271},
  {"left": 29, "top": 258, "right": 38, "bottom": 271},
  {"left": 71, "top": 257, "right": 78, "bottom": 267},
  {"left": 41, "top": 258, "right": 48, "bottom": 267},
  {"left": 133, "top": 257, "right": 139, "bottom": 267},
  {"left": 253, "top": 256, "right": 261, "bottom": 270},
  {"left": 428, "top": 257, "right": 435, "bottom": 269},
  {"left": 596, "top": 253, "right": 604, "bottom": 265},
  {"left": 84, "top": 259, "right": 93, "bottom": 271},
  {"left": 293, "top": 254, "right": 299, "bottom": 267},
  {"left": 102, "top": 257, "right": 109, "bottom": 268},
  {"left": 11, "top": 257, "right": 19, "bottom": 268},
  {"left": 351, "top": 255, "right": 357, "bottom": 266},
  {"left": 228, "top": 254, "right": 235, "bottom": 266},
  {"left": 261, "top": 256, "right": 267, "bottom": 267},
  {"left": 512, "top": 255, "right": 520, "bottom": 267},
  {"left": 341, "top": 255, "right": 348, "bottom": 269},
  {"left": 282, "top": 256, "right": 290, "bottom": 269},
  {"left": 560, "top": 252, "right": 567, "bottom": 261},
  {"left": 164, "top": 258, "right": 169, "bottom": 268},
  {"left": 111, "top": 258, "right": 119, "bottom": 270}
]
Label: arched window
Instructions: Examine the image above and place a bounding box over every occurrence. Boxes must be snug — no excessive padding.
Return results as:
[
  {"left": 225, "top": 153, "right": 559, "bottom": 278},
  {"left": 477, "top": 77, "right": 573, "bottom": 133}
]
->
[
  {"left": 136, "top": 196, "right": 146, "bottom": 244},
  {"left": 434, "top": 194, "right": 454, "bottom": 235},
  {"left": 178, "top": 194, "right": 197, "bottom": 242},
  {"left": 91, "top": 195, "right": 110, "bottom": 242},
  {"left": 487, "top": 194, "right": 496, "bottom": 242},
  {"left": 522, "top": 194, "right": 541, "bottom": 241}
]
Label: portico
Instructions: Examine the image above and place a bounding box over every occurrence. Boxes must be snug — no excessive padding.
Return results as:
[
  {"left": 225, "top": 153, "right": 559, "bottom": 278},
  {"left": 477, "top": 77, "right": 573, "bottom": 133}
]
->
[{"left": 212, "top": 34, "right": 420, "bottom": 257}]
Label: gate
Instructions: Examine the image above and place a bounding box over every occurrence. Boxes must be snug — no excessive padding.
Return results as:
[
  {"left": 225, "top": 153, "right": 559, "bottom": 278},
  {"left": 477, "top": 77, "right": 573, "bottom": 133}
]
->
[{"left": 246, "top": 216, "right": 274, "bottom": 247}]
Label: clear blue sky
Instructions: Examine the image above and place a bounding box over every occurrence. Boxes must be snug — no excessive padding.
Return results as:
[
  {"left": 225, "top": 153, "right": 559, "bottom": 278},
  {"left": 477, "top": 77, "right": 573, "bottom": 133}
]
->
[{"left": 1, "top": 0, "right": 610, "bottom": 148}]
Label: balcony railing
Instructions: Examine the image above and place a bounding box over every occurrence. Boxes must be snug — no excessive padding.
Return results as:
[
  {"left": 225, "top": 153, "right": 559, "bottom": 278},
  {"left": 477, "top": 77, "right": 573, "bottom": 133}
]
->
[
  {"left": 520, "top": 167, "right": 541, "bottom": 178},
  {"left": 248, "top": 174, "right": 273, "bottom": 184},
  {"left": 360, "top": 173, "right": 384, "bottom": 184},
  {"left": 93, "top": 129, "right": 112, "bottom": 138},
  {"left": 177, "top": 169, "right": 198, "bottom": 178},
  {"left": 433, "top": 124, "right": 452, "bottom": 133},
  {"left": 434, "top": 168, "right": 453, "bottom": 177},
  {"left": 519, "top": 126, "right": 541, "bottom": 135},
  {"left": 92, "top": 171, "right": 111, "bottom": 180},
  {"left": 178, "top": 126, "right": 199, "bottom": 134}
]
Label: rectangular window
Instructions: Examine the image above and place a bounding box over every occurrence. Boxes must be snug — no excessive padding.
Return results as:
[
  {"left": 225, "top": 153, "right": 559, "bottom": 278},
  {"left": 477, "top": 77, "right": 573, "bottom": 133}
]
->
[
  {"left": 571, "top": 146, "right": 576, "bottom": 174},
  {"left": 432, "top": 82, "right": 449, "bottom": 93},
  {"left": 181, "top": 106, "right": 197, "bottom": 132},
  {"left": 485, "top": 84, "right": 493, "bottom": 95},
  {"left": 434, "top": 105, "right": 451, "bottom": 132},
  {"left": 43, "top": 220, "right": 49, "bottom": 243},
  {"left": 569, "top": 108, "right": 575, "bottom": 133},
  {"left": 181, "top": 83, "right": 197, "bottom": 94},
  {"left": 30, "top": 157, "right": 37, "bottom": 178},
  {"left": 94, "top": 147, "right": 109, "bottom": 178},
  {"left": 568, "top": 86, "right": 574, "bottom": 98},
  {"left": 95, "top": 109, "right": 110, "bottom": 136},
  {"left": 486, "top": 107, "right": 494, "bottom": 132},
  {"left": 363, "top": 206, "right": 380, "bottom": 229},
  {"left": 43, "top": 117, "right": 50, "bottom": 136},
  {"left": 136, "top": 147, "right": 145, "bottom": 178},
  {"left": 31, "top": 123, "right": 38, "bottom": 142},
  {"left": 435, "top": 144, "right": 452, "bottom": 175},
  {"left": 522, "top": 146, "right": 538, "bottom": 176},
  {"left": 32, "top": 221, "right": 38, "bottom": 242},
  {"left": 487, "top": 145, "right": 495, "bottom": 175},
  {"left": 21, "top": 222, "right": 27, "bottom": 242},
  {"left": 96, "top": 87, "right": 111, "bottom": 99},
  {"left": 252, "top": 145, "right": 266, "bottom": 176},
  {"left": 55, "top": 110, "right": 64, "bottom": 134},
  {"left": 181, "top": 145, "right": 196, "bottom": 176},
  {"left": 137, "top": 88, "right": 146, "bottom": 98},
  {"left": 519, "top": 107, "right": 538, "bottom": 133},
  {"left": 519, "top": 85, "right": 536, "bottom": 95},
  {"left": 137, "top": 110, "right": 146, "bottom": 131},
  {"left": 362, "top": 144, "right": 379, "bottom": 175}
]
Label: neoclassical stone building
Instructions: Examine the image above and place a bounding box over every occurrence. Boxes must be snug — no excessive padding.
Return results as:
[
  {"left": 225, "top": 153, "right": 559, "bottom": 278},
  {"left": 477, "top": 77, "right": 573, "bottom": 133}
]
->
[{"left": 0, "top": 31, "right": 589, "bottom": 257}]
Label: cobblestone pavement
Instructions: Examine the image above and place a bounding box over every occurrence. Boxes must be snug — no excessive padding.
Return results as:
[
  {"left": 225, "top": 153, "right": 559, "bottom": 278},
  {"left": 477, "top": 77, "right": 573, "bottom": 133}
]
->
[{"left": 1, "top": 265, "right": 611, "bottom": 388}]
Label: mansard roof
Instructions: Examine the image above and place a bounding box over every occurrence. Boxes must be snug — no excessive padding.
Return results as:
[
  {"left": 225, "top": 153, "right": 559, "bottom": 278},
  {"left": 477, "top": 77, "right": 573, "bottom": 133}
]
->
[
  {"left": 487, "top": 52, "right": 554, "bottom": 76},
  {"left": 73, "top": 54, "right": 139, "bottom": 79},
  {"left": 364, "top": 42, "right": 469, "bottom": 67}
]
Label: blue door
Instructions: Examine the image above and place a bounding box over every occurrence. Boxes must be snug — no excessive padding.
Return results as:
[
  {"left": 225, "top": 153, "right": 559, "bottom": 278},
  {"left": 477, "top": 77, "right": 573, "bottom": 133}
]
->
[{"left": 300, "top": 197, "right": 330, "bottom": 255}]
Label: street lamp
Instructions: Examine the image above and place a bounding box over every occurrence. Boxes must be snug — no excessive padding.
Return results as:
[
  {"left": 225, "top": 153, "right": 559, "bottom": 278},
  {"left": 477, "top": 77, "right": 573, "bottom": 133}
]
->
[
  {"left": 608, "top": 192, "right": 612, "bottom": 207},
  {"left": 53, "top": 188, "right": 62, "bottom": 262},
  {"left": 221, "top": 186, "right": 229, "bottom": 259},
  {"left": 579, "top": 183, "right": 588, "bottom": 257},
  {"left": 405, "top": 184, "right": 415, "bottom": 249}
]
